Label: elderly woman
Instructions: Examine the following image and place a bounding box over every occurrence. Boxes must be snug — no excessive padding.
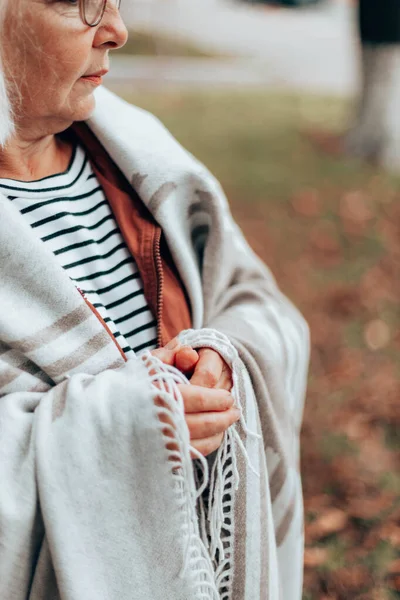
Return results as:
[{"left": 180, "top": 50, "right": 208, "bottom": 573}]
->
[{"left": 0, "top": 1, "right": 309, "bottom": 599}]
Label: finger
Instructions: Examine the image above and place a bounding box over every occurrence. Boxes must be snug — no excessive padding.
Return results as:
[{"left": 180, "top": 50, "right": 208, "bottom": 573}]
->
[
  {"left": 175, "top": 346, "right": 199, "bottom": 374},
  {"left": 151, "top": 336, "right": 183, "bottom": 366},
  {"left": 179, "top": 384, "right": 234, "bottom": 413},
  {"left": 186, "top": 407, "right": 240, "bottom": 440},
  {"left": 151, "top": 346, "right": 181, "bottom": 366},
  {"left": 191, "top": 433, "right": 224, "bottom": 458},
  {"left": 215, "top": 365, "right": 233, "bottom": 391},
  {"left": 164, "top": 337, "right": 180, "bottom": 350},
  {"left": 190, "top": 348, "right": 224, "bottom": 388}
]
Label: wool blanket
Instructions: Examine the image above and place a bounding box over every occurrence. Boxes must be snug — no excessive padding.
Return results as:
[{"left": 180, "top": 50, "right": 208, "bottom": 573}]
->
[{"left": 0, "top": 86, "right": 310, "bottom": 600}]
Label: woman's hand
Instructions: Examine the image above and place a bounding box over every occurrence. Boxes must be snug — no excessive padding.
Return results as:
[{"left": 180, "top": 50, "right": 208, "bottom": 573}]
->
[
  {"left": 151, "top": 338, "right": 199, "bottom": 372},
  {"left": 151, "top": 338, "right": 236, "bottom": 456},
  {"left": 178, "top": 385, "right": 239, "bottom": 456},
  {"left": 189, "top": 347, "right": 233, "bottom": 392},
  {"left": 153, "top": 338, "right": 232, "bottom": 391}
]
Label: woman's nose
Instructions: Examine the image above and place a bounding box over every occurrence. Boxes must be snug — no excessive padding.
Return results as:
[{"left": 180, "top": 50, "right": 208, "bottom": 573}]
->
[{"left": 96, "top": 1, "right": 128, "bottom": 50}]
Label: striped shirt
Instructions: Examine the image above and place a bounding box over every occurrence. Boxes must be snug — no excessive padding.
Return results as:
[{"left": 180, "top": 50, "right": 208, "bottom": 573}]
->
[{"left": 0, "top": 144, "right": 158, "bottom": 357}]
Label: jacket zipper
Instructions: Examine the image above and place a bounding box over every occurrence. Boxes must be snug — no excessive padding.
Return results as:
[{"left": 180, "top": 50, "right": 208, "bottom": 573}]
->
[
  {"left": 154, "top": 229, "right": 164, "bottom": 348},
  {"left": 77, "top": 228, "right": 164, "bottom": 353},
  {"left": 77, "top": 287, "right": 127, "bottom": 361}
]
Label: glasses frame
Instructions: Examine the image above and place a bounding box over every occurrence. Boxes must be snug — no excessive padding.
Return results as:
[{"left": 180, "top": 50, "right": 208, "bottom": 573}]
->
[{"left": 80, "top": 0, "right": 121, "bottom": 28}]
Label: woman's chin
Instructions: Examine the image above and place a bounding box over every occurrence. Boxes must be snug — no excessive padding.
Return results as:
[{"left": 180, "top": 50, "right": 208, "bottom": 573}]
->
[{"left": 68, "top": 93, "right": 97, "bottom": 123}]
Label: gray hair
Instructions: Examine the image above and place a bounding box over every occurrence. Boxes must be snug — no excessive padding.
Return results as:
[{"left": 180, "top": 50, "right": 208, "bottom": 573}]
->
[{"left": 0, "top": 3, "right": 15, "bottom": 147}]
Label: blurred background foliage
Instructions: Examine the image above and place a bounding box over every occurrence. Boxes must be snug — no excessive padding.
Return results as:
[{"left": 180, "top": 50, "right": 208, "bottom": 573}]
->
[
  {"left": 111, "top": 2, "right": 400, "bottom": 597},
  {"left": 121, "top": 30, "right": 218, "bottom": 57}
]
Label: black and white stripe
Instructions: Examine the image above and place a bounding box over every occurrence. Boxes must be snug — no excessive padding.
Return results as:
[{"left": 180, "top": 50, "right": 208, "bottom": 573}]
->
[{"left": 1, "top": 144, "right": 158, "bottom": 356}]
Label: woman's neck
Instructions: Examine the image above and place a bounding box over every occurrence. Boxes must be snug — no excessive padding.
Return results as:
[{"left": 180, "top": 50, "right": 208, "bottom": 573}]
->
[{"left": 0, "top": 132, "right": 73, "bottom": 182}]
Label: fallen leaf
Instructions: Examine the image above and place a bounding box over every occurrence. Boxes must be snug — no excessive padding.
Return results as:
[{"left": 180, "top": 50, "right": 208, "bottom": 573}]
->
[
  {"left": 329, "top": 565, "right": 373, "bottom": 593},
  {"left": 342, "top": 219, "right": 370, "bottom": 237},
  {"left": 347, "top": 494, "right": 395, "bottom": 521},
  {"left": 304, "top": 547, "right": 329, "bottom": 568},
  {"left": 340, "top": 190, "right": 374, "bottom": 222},
  {"left": 325, "top": 348, "right": 364, "bottom": 385},
  {"left": 341, "top": 413, "right": 372, "bottom": 442},
  {"left": 388, "top": 560, "right": 400, "bottom": 575},
  {"left": 379, "top": 525, "right": 400, "bottom": 547},
  {"left": 291, "top": 188, "right": 321, "bottom": 218},
  {"left": 309, "top": 222, "right": 343, "bottom": 266},
  {"left": 387, "top": 574, "right": 400, "bottom": 591},
  {"left": 310, "top": 223, "right": 340, "bottom": 254},
  {"left": 305, "top": 493, "right": 332, "bottom": 513},
  {"left": 325, "top": 285, "right": 363, "bottom": 319},
  {"left": 361, "top": 265, "right": 397, "bottom": 309},
  {"left": 364, "top": 320, "right": 391, "bottom": 351},
  {"left": 307, "top": 508, "right": 348, "bottom": 540}
]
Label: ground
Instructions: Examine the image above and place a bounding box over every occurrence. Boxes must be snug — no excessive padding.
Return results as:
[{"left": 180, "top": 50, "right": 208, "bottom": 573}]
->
[{"left": 120, "top": 88, "right": 400, "bottom": 600}]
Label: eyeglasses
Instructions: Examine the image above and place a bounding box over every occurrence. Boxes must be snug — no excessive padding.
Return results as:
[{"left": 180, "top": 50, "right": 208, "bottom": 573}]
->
[{"left": 80, "top": 0, "right": 122, "bottom": 27}]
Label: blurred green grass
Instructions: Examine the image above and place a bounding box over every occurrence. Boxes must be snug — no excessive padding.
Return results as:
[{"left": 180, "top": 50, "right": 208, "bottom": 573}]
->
[
  {"left": 121, "top": 30, "right": 219, "bottom": 58},
  {"left": 121, "top": 89, "right": 397, "bottom": 202}
]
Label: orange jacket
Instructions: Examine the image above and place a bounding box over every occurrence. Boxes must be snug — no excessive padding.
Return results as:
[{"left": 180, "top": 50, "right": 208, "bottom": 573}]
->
[{"left": 71, "top": 122, "right": 192, "bottom": 353}]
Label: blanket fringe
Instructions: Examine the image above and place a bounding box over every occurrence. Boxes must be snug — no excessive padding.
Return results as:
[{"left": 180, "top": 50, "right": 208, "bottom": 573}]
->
[
  {"left": 199, "top": 362, "right": 260, "bottom": 600},
  {"left": 141, "top": 343, "right": 261, "bottom": 600},
  {"left": 141, "top": 352, "right": 219, "bottom": 599}
]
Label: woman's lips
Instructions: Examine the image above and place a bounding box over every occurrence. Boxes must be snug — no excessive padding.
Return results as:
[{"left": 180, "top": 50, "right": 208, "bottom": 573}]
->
[{"left": 81, "top": 75, "right": 103, "bottom": 86}]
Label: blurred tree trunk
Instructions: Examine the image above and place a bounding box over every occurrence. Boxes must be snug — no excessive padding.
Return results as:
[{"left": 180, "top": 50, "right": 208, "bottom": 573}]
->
[{"left": 345, "top": 0, "right": 400, "bottom": 171}]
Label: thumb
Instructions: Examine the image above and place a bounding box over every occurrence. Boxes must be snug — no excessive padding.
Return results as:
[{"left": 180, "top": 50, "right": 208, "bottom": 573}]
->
[{"left": 175, "top": 346, "right": 199, "bottom": 374}]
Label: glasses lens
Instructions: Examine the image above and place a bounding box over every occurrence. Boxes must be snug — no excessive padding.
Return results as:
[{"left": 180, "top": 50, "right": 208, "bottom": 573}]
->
[{"left": 83, "top": 0, "right": 105, "bottom": 25}]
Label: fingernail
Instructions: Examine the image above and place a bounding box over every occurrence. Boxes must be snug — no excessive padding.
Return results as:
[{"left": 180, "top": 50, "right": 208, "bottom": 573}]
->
[{"left": 234, "top": 408, "right": 241, "bottom": 420}]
